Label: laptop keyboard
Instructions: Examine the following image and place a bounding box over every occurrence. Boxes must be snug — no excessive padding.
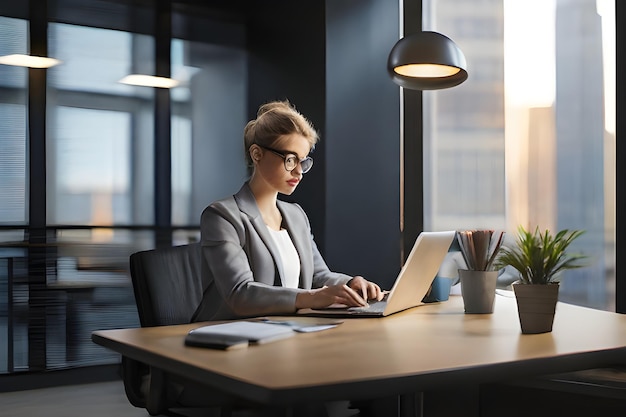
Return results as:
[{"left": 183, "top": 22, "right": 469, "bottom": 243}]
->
[{"left": 348, "top": 300, "right": 387, "bottom": 314}]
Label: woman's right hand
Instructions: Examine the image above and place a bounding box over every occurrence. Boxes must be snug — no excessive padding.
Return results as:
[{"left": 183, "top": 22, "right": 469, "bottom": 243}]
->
[{"left": 295, "top": 284, "right": 368, "bottom": 310}]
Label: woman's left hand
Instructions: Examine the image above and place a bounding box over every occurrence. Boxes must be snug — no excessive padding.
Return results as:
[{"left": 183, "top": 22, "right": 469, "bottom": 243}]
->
[{"left": 347, "top": 276, "right": 384, "bottom": 302}]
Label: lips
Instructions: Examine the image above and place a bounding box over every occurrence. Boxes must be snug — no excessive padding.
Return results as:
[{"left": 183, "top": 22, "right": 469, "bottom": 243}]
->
[{"left": 287, "top": 179, "right": 299, "bottom": 187}]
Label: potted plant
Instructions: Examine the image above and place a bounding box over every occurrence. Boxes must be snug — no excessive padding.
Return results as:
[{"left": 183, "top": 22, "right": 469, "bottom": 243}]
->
[{"left": 494, "top": 226, "right": 587, "bottom": 334}]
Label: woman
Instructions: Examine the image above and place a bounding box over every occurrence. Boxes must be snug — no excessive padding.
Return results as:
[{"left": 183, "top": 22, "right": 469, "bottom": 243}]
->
[{"left": 192, "top": 100, "right": 382, "bottom": 321}]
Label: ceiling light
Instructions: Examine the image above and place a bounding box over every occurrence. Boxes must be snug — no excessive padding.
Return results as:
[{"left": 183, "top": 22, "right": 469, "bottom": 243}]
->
[
  {"left": 119, "top": 74, "right": 180, "bottom": 89},
  {"left": 0, "top": 54, "right": 61, "bottom": 69}
]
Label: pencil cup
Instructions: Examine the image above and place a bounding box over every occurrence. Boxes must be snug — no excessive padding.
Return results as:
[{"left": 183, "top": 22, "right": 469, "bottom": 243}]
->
[{"left": 459, "top": 269, "right": 498, "bottom": 314}]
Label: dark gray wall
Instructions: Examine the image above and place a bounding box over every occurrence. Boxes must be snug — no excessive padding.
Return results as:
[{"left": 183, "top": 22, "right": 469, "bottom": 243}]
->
[
  {"left": 325, "top": 0, "right": 401, "bottom": 288},
  {"left": 245, "top": 0, "right": 328, "bottom": 250},
  {"left": 244, "top": 0, "right": 401, "bottom": 287}
]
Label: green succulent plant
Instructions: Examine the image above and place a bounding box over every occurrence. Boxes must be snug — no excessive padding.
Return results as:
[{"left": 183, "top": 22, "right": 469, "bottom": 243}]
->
[{"left": 494, "top": 226, "right": 587, "bottom": 285}]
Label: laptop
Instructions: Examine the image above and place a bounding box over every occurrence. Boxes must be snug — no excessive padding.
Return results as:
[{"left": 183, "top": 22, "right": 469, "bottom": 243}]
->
[{"left": 297, "top": 230, "right": 456, "bottom": 318}]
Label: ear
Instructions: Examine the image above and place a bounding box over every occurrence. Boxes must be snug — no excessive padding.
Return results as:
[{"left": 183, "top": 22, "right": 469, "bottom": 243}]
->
[{"left": 250, "top": 144, "right": 262, "bottom": 161}]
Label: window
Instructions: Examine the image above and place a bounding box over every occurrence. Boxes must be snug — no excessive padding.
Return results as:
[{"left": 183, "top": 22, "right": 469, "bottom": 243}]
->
[
  {"left": 52, "top": 107, "right": 131, "bottom": 224},
  {"left": 424, "top": 0, "right": 616, "bottom": 310}
]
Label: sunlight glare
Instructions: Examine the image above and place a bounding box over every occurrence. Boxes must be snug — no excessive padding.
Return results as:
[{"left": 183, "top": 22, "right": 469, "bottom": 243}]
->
[
  {"left": 597, "top": 0, "right": 615, "bottom": 135},
  {"left": 504, "top": 0, "right": 556, "bottom": 108}
]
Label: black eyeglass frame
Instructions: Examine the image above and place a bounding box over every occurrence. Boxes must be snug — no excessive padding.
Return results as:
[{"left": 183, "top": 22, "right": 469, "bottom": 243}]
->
[{"left": 257, "top": 144, "right": 314, "bottom": 174}]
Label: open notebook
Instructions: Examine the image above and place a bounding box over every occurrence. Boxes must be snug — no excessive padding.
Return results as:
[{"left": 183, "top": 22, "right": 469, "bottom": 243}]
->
[{"left": 298, "top": 230, "right": 456, "bottom": 318}]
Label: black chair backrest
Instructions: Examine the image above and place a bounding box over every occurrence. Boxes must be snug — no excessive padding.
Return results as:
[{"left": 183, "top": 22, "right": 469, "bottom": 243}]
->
[{"left": 129, "top": 243, "right": 204, "bottom": 327}]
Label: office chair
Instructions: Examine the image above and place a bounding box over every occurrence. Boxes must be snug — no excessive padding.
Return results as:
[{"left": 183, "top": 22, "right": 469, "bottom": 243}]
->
[{"left": 126, "top": 242, "right": 244, "bottom": 417}]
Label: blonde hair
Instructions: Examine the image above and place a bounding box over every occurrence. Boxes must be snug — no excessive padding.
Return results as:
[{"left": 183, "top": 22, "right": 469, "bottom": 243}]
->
[{"left": 243, "top": 100, "right": 319, "bottom": 166}]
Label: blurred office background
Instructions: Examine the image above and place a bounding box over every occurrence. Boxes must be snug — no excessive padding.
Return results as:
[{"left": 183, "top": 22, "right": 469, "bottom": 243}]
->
[{"left": 0, "top": 0, "right": 619, "bottom": 387}]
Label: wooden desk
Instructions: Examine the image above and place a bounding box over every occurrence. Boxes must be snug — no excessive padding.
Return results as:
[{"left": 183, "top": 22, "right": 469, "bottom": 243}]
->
[{"left": 92, "top": 294, "right": 626, "bottom": 406}]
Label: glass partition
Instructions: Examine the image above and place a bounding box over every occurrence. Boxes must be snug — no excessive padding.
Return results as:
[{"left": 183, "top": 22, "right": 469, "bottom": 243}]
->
[
  {"left": 171, "top": 38, "right": 248, "bottom": 226},
  {"left": 47, "top": 23, "right": 155, "bottom": 227},
  {"left": 0, "top": 16, "right": 28, "bottom": 226}
]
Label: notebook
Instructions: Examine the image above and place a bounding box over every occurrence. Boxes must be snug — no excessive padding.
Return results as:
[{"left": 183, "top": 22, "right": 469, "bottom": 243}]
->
[
  {"left": 185, "top": 321, "right": 296, "bottom": 350},
  {"left": 297, "top": 230, "right": 456, "bottom": 318}
]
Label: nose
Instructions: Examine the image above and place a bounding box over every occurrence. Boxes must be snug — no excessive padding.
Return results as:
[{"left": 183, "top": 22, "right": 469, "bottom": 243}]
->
[{"left": 297, "top": 158, "right": 312, "bottom": 174}]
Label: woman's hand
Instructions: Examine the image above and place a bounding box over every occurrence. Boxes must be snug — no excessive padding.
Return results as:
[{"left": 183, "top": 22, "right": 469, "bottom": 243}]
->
[
  {"left": 295, "top": 284, "right": 370, "bottom": 310},
  {"left": 295, "top": 277, "right": 383, "bottom": 310},
  {"left": 347, "top": 276, "right": 384, "bottom": 302}
]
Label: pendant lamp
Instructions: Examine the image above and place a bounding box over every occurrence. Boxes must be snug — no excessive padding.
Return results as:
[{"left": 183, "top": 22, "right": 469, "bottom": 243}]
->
[{"left": 388, "top": 31, "right": 468, "bottom": 90}]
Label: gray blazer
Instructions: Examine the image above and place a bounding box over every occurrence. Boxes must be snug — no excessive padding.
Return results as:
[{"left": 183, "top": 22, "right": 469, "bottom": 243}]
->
[{"left": 192, "top": 182, "right": 351, "bottom": 321}]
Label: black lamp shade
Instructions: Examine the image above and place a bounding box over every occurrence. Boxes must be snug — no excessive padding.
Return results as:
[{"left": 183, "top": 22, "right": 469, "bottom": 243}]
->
[{"left": 388, "top": 31, "right": 468, "bottom": 90}]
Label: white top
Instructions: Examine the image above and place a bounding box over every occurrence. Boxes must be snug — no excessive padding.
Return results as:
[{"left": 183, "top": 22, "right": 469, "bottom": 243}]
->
[{"left": 267, "top": 228, "right": 300, "bottom": 288}]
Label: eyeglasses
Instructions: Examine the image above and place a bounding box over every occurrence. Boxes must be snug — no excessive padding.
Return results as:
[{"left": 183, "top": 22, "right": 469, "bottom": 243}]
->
[{"left": 258, "top": 145, "right": 314, "bottom": 174}]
